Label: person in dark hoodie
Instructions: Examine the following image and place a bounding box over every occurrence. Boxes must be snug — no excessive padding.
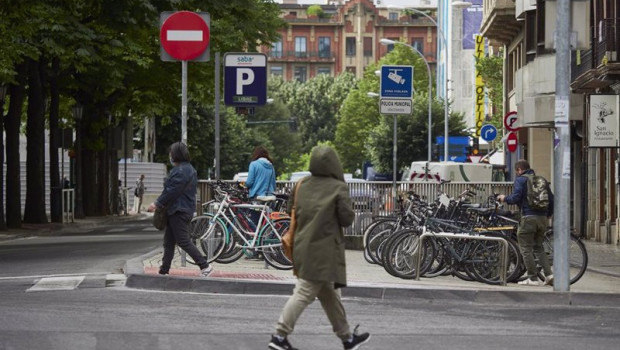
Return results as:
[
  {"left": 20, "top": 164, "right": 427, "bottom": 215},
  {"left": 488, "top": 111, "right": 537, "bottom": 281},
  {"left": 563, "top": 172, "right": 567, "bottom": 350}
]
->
[
  {"left": 498, "top": 159, "right": 554, "bottom": 286},
  {"left": 268, "top": 145, "right": 370, "bottom": 350},
  {"left": 245, "top": 145, "right": 276, "bottom": 199}
]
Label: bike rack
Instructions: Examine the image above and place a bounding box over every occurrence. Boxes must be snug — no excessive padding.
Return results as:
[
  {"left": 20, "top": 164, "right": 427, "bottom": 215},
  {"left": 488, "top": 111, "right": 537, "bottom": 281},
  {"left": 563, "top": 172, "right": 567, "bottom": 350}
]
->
[{"left": 415, "top": 232, "right": 509, "bottom": 286}]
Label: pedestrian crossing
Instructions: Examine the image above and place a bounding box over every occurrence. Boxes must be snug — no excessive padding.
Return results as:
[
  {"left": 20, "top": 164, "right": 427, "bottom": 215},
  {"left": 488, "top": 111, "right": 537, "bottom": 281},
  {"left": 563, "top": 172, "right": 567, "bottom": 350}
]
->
[{"left": 26, "top": 273, "right": 127, "bottom": 292}]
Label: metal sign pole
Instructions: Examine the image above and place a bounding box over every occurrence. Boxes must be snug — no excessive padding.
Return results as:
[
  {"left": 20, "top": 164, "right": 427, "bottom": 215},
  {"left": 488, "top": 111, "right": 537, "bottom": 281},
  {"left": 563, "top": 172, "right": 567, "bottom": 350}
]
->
[
  {"left": 215, "top": 52, "right": 221, "bottom": 180},
  {"left": 181, "top": 60, "right": 188, "bottom": 144},
  {"left": 553, "top": 0, "right": 571, "bottom": 292}
]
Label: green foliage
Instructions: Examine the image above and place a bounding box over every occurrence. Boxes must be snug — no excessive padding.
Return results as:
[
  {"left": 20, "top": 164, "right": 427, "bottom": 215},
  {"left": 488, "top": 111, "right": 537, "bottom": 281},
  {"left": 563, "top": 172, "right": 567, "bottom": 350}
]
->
[
  {"left": 306, "top": 5, "right": 324, "bottom": 17},
  {"left": 334, "top": 43, "right": 436, "bottom": 173}
]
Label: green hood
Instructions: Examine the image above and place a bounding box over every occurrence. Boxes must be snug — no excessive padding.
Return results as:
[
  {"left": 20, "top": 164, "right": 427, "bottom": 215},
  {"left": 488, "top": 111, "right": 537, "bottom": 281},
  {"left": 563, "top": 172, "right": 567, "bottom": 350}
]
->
[{"left": 309, "top": 145, "right": 345, "bottom": 182}]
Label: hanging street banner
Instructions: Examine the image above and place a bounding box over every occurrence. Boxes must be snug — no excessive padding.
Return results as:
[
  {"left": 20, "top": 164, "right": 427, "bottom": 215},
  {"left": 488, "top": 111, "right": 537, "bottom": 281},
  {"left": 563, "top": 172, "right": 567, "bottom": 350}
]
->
[
  {"left": 474, "top": 34, "right": 485, "bottom": 137},
  {"left": 589, "top": 95, "right": 620, "bottom": 148}
]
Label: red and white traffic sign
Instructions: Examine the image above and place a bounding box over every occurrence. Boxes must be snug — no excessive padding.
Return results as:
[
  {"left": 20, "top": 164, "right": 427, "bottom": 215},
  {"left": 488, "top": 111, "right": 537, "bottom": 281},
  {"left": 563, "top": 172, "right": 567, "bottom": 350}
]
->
[
  {"left": 506, "top": 132, "right": 518, "bottom": 152},
  {"left": 160, "top": 11, "right": 210, "bottom": 61},
  {"left": 504, "top": 111, "right": 519, "bottom": 132}
]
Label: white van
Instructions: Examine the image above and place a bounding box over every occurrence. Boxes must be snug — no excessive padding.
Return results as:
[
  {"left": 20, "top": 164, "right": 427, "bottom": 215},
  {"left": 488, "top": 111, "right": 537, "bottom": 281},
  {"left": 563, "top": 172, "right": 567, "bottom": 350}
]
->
[{"left": 402, "top": 161, "right": 493, "bottom": 182}]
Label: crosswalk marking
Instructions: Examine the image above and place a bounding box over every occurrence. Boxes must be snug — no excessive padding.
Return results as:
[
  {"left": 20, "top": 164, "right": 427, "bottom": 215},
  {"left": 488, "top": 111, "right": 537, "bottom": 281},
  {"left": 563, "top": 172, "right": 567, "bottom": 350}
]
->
[
  {"left": 25, "top": 274, "right": 127, "bottom": 292},
  {"left": 106, "top": 228, "right": 129, "bottom": 232},
  {"left": 27, "top": 276, "right": 85, "bottom": 292}
]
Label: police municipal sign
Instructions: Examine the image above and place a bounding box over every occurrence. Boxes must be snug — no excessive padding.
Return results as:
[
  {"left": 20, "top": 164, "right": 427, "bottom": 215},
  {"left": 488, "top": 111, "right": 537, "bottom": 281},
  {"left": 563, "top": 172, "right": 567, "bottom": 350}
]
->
[
  {"left": 380, "top": 98, "right": 412, "bottom": 115},
  {"left": 380, "top": 65, "right": 413, "bottom": 99},
  {"left": 224, "top": 53, "right": 267, "bottom": 106}
]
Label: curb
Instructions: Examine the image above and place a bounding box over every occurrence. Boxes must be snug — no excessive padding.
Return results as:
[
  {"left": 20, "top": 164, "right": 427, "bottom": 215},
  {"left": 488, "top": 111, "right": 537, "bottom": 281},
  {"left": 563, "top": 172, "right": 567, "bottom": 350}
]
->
[{"left": 124, "top": 250, "right": 620, "bottom": 308}]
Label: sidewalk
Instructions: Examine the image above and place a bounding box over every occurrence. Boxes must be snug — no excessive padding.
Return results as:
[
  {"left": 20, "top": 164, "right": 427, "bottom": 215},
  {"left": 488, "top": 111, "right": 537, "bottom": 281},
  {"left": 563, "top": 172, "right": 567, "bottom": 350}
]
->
[
  {"left": 2, "top": 214, "right": 618, "bottom": 306},
  {"left": 126, "top": 235, "right": 620, "bottom": 307}
]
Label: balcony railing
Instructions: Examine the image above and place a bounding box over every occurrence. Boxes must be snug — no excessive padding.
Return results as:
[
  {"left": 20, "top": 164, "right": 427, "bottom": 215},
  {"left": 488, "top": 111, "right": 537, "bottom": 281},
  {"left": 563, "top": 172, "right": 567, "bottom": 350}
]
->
[
  {"left": 267, "top": 50, "right": 336, "bottom": 61},
  {"left": 571, "top": 18, "right": 620, "bottom": 84}
]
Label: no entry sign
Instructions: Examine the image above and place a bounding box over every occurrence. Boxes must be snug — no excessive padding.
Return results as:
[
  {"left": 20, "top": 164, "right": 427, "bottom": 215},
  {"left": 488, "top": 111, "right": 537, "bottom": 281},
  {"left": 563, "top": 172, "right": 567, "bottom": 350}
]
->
[{"left": 160, "top": 11, "right": 210, "bottom": 61}]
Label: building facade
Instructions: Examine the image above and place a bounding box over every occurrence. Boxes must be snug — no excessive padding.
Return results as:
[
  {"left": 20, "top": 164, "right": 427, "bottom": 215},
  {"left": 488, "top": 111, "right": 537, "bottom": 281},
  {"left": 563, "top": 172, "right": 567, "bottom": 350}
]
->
[
  {"left": 260, "top": 0, "right": 440, "bottom": 81},
  {"left": 480, "top": 0, "right": 620, "bottom": 245}
]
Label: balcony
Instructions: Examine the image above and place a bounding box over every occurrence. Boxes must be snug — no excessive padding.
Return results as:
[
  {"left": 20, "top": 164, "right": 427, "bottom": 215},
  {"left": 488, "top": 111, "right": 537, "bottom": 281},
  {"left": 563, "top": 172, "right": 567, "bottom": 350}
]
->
[
  {"left": 267, "top": 50, "right": 337, "bottom": 63},
  {"left": 571, "top": 18, "right": 620, "bottom": 93},
  {"left": 480, "top": 0, "right": 520, "bottom": 45},
  {"left": 284, "top": 14, "right": 341, "bottom": 24}
]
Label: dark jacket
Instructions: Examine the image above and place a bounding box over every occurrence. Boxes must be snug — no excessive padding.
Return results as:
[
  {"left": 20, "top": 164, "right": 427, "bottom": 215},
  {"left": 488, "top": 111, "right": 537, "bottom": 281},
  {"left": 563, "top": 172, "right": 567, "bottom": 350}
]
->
[
  {"left": 155, "top": 162, "right": 197, "bottom": 215},
  {"left": 504, "top": 169, "right": 554, "bottom": 216},
  {"left": 287, "top": 146, "right": 355, "bottom": 288}
]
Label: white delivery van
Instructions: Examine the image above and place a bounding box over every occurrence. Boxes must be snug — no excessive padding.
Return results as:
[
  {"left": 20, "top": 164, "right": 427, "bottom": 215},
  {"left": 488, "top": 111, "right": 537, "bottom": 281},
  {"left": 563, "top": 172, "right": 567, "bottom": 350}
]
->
[{"left": 402, "top": 161, "right": 493, "bottom": 182}]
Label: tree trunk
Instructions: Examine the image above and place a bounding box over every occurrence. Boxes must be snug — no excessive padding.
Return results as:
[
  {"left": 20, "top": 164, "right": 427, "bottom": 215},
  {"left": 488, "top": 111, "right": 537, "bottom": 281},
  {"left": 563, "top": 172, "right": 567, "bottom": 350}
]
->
[
  {"left": 0, "top": 87, "right": 7, "bottom": 230},
  {"left": 5, "top": 64, "right": 27, "bottom": 228},
  {"left": 49, "top": 57, "right": 61, "bottom": 223},
  {"left": 23, "top": 58, "right": 48, "bottom": 224}
]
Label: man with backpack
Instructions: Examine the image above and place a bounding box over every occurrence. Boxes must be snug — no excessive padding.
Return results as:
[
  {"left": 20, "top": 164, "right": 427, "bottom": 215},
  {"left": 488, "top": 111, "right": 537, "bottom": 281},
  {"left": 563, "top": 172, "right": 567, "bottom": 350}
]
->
[{"left": 498, "top": 159, "right": 554, "bottom": 286}]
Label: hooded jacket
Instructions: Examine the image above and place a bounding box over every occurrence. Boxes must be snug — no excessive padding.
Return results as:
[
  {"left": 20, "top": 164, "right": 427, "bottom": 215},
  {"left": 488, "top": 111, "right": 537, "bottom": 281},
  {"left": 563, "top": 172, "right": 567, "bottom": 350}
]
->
[
  {"left": 155, "top": 161, "right": 197, "bottom": 215},
  {"left": 287, "top": 146, "right": 355, "bottom": 288},
  {"left": 246, "top": 157, "right": 276, "bottom": 198}
]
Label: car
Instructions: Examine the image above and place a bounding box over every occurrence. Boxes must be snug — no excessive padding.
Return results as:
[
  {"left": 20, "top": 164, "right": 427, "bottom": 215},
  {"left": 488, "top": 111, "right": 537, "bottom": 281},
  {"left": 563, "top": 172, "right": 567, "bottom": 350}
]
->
[
  {"left": 289, "top": 171, "right": 311, "bottom": 182},
  {"left": 232, "top": 172, "right": 248, "bottom": 182}
]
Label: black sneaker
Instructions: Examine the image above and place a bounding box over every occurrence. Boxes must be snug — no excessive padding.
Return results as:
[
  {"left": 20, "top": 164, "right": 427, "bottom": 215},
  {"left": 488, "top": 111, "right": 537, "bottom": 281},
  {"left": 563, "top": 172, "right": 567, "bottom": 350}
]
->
[
  {"left": 343, "top": 325, "right": 370, "bottom": 350},
  {"left": 268, "top": 334, "right": 297, "bottom": 350}
]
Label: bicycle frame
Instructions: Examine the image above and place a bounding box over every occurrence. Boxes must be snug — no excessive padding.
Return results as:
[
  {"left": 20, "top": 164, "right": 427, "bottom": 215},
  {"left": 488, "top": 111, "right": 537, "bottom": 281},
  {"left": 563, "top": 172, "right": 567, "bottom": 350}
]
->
[{"left": 200, "top": 192, "right": 283, "bottom": 250}]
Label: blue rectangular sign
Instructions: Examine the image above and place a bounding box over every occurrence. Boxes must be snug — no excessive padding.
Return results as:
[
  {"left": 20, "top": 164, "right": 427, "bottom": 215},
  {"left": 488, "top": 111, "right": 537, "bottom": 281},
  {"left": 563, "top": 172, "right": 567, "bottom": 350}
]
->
[
  {"left": 224, "top": 53, "right": 267, "bottom": 106},
  {"left": 380, "top": 65, "right": 413, "bottom": 99}
]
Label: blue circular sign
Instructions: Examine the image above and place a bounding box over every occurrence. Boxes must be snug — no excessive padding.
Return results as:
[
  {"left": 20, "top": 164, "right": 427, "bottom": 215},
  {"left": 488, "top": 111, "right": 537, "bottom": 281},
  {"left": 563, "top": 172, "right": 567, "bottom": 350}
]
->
[{"left": 480, "top": 124, "right": 498, "bottom": 142}]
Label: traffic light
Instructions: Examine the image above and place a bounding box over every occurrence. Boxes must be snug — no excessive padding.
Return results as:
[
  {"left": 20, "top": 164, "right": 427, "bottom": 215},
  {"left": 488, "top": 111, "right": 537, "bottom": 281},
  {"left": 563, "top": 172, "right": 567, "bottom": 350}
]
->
[{"left": 472, "top": 137, "right": 480, "bottom": 155}]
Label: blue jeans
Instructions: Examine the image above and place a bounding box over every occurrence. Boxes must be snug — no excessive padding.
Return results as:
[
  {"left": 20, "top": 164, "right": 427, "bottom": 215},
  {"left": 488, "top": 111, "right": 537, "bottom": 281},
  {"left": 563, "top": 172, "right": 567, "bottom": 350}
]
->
[{"left": 160, "top": 211, "right": 208, "bottom": 273}]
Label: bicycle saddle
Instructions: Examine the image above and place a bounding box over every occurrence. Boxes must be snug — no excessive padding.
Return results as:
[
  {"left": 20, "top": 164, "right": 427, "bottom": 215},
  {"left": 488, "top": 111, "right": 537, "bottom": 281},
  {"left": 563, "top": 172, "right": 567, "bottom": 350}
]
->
[{"left": 255, "top": 195, "right": 277, "bottom": 202}]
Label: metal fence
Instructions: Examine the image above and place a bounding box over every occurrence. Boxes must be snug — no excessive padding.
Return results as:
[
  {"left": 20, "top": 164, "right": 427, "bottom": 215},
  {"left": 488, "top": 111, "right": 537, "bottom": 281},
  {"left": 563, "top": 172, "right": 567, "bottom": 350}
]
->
[{"left": 197, "top": 180, "right": 515, "bottom": 236}]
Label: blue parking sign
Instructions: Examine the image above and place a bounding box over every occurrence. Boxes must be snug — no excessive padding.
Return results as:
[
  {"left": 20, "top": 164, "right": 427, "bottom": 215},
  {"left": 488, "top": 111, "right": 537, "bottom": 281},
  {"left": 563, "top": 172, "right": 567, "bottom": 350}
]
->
[
  {"left": 380, "top": 65, "right": 413, "bottom": 99},
  {"left": 224, "top": 53, "right": 267, "bottom": 106}
]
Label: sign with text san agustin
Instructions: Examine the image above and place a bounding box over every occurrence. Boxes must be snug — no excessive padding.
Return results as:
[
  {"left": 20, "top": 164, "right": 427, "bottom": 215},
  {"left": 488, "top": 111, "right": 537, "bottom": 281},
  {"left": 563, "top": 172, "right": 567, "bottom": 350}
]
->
[{"left": 160, "top": 11, "right": 210, "bottom": 62}]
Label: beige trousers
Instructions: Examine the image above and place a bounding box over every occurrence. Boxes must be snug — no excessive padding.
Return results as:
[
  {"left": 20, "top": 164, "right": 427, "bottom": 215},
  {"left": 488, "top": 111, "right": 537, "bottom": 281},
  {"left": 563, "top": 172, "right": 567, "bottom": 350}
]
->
[{"left": 276, "top": 278, "right": 351, "bottom": 340}]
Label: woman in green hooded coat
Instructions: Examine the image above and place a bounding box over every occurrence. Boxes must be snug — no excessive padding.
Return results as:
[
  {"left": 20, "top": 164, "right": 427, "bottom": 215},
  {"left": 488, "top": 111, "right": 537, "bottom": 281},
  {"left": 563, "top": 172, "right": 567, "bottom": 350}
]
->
[{"left": 268, "top": 145, "right": 371, "bottom": 350}]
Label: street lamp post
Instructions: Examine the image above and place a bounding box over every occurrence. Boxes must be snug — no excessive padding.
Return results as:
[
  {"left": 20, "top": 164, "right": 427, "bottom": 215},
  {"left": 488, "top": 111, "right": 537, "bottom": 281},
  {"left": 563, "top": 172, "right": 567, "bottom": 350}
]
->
[
  {"left": 380, "top": 39, "right": 432, "bottom": 162},
  {"left": 0, "top": 85, "right": 8, "bottom": 229},
  {"left": 72, "top": 104, "right": 84, "bottom": 218},
  {"left": 388, "top": 1, "right": 472, "bottom": 161}
]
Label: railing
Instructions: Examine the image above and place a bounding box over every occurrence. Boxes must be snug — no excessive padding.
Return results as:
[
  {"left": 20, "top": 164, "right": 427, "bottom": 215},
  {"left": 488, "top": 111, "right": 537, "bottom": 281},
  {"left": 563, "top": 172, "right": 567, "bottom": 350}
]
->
[
  {"left": 571, "top": 19, "right": 620, "bottom": 82},
  {"left": 198, "top": 180, "right": 515, "bottom": 236},
  {"left": 267, "top": 51, "right": 336, "bottom": 61}
]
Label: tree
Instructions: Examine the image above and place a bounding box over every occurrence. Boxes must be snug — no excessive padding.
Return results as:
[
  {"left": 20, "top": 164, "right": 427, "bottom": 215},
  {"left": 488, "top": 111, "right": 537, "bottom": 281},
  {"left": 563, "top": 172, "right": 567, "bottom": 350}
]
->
[{"left": 334, "top": 44, "right": 433, "bottom": 173}]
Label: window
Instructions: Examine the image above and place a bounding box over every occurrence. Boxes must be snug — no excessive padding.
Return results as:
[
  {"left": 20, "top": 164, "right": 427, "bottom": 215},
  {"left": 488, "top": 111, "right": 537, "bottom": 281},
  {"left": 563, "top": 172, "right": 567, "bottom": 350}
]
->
[
  {"left": 389, "top": 12, "right": 398, "bottom": 21},
  {"left": 294, "top": 66, "right": 307, "bottom": 82},
  {"left": 271, "top": 41, "right": 282, "bottom": 58},
  {"left": 363, "top": 37, "right": 373, "bottom": 57},
  {"left": 525, "top": 11, "right": 536, "bottom": 63},
  {"left": 270, "top": 65, "right": 283, "bottom": 77},
  {"left": 318, "top": 37, "right": 331, "bottom": 58},
  {"left": 295, "top": 37, "right": 307, "bottom": 58},
  {"left": 317, "top": 67, "right": 331, "bottom": 75},
  {"left": 411, "top": 38, "right": 424, "bottom": 54},
  {"left": 346, "top": 37, "right": 356, "bottom": 56}
]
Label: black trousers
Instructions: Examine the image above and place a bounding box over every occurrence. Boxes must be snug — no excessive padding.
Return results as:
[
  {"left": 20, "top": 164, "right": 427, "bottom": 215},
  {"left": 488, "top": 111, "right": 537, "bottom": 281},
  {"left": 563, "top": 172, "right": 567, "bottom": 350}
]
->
[{"left": 160, "top": 211, "right": 209, "bottom": 273}]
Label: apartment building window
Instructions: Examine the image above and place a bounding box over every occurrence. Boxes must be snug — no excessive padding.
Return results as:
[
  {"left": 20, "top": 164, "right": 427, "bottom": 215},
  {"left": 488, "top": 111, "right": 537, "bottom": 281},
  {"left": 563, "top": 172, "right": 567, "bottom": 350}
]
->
[
  {"left": 317, "top": 67, "right": 331, "bottom": 75},
  {"left": 411, "top": 38, "right": 424, "bottom": 54},
  {"left": 346, "top": 37, "right": 356, "bottom": 56},
  {"left": 535, "top": 1, "right": 548, "bottom": 54},
  {"left": 295, "top": 37, "right": 307, "bottom": 58},
  {"left": 294, "top": 66, "right": 307, "bottom": 82},
  {"left": 389, "top": 12, "right": 399, "bottom": 21},
  {"left": 270, "top": 65, "right": 283, "bottom": 77},
  {"left": 525, "top": 11, "right": 536, "bottom": 63},
  {"left": 363, "top": 37, "right": 373, "bottom": 57},
  {"left": 271, "top": 41, "right": 282, "bottom": 58},
  {"left": 318, "top": 37, "right": 331, "bottom": 58}
]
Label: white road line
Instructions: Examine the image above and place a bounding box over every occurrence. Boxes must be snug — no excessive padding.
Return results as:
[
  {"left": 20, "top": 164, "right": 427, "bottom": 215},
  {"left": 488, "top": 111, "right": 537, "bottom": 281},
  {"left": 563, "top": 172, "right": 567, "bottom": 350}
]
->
[
  {"left": 142, "top": 227, "right": 159, "bottom": 232},
  {"left": 106, "top": 228, "right": 129, "bottom": 232},
  {"left": 27, "top": 276, "right": 85, "bottom": 292}
]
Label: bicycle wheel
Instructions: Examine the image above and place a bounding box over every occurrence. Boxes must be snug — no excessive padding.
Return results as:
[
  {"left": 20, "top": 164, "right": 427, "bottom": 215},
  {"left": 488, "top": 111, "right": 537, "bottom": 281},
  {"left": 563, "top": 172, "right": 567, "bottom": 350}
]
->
[
  {"left": 192, "top": 214, "right": 228, "bottom": 264},
  {"left": 260, "top": 218, "right": 293, "bottom": 270},
  {"left": 363, "top": 218, "right": 396, "bottom": 264},
  {"left": 538, "top": 230, "right": 588, "bottom": 284},
  {"left": 468, "top": 238, "right": 522, "bottom": 285},
  {"left": 381, "top": 229, "right": 433, "bottom": 279},
  {"left": 366, "top": 221, "right": 397, "bottom": 265}
]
